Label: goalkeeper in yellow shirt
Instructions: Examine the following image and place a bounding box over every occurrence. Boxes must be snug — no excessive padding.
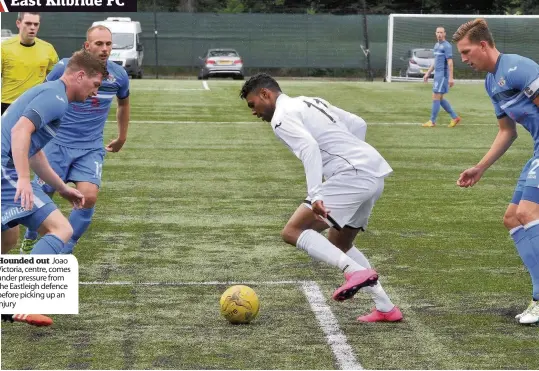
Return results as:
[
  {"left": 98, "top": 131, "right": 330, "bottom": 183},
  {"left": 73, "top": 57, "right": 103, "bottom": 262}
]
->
[{"left": 1, "top": 12, "right": 58, "bottom": 114}]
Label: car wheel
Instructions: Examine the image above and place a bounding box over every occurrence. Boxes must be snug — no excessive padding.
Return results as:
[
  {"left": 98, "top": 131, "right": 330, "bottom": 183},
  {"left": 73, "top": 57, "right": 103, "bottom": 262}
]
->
[{"left": 233, "top": 74, "right": 244, "bottom": 80}]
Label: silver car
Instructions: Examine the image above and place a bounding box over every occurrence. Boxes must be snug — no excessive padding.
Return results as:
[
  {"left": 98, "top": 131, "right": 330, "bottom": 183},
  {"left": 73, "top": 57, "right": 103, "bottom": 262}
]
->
[
  {"left": 399, "top": 48, "right": 435, "bottom": 78},
  {"left": 198, "top": 48, "right": 244, "bottom": 80}
]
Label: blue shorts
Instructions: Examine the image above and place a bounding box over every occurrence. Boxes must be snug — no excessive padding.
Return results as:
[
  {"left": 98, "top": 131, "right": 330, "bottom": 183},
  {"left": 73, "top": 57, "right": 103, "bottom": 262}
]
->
[
  {"left": 433, "top": 75, "right": 449, "bottom": 94},
  {"left": 37, "top": 142, "right": 106, "bottom": 193},
  {"left": 1, "top": 166, "right": 57, "bottom": 231},
  {"left": 511, "top": 156, "right": 539, "bottom": 204}
]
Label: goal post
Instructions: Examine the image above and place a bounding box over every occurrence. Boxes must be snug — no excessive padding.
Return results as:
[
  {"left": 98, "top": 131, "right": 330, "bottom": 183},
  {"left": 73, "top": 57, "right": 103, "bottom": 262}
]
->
[{"left": 385, "top": 14, "right": 539, "bottom": 82}]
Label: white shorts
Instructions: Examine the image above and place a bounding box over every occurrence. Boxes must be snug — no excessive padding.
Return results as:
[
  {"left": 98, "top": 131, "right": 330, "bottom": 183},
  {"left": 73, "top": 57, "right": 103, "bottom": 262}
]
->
[{"left": 305, "top": 171, "right": 385, "bottom": 230}]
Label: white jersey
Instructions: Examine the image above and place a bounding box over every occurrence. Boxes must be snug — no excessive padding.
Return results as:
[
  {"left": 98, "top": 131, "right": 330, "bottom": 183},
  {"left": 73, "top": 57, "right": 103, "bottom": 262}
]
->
[{"left": 271, "top": 94, "right": 392, "bottom": 201}]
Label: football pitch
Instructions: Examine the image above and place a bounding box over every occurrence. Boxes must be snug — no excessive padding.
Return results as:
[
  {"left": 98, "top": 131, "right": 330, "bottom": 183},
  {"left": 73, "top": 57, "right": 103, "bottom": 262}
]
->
[{"left": 1, "top": 79, "right": 538, "bottom": 370}]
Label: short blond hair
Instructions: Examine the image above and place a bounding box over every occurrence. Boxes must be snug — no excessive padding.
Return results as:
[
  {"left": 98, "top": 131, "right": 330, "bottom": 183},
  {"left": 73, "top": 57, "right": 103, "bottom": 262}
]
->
[
  {"left": 66, "top": 50, "right": 107, "bottom": 78},
  {"left": 452, "top": 18, "right": 495, "bottom": 47}
]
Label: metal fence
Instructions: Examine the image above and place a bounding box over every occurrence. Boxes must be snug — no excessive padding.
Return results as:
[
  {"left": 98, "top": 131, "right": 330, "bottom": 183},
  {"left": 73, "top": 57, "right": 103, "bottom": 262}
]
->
[{"left": 1, "top": 12, "right": 388, "bottom": 76}]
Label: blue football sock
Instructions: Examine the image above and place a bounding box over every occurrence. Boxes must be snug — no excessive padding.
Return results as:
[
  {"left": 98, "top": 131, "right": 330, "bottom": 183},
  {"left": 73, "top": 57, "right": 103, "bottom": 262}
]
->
[
  {"left": 63, "top": 207, "right": 95, "bottom": 254},
  {"left": 518, "top": 223, "right": 539, "bottom": 300},
  {"left": 440, "top": 99, "right": 458, "bottom": 119},
  {"left": 24, "top": 229, "right": 38, "bottom": 240},
  {"left": 31, "top": 234, "right": 64, "bottom": 254},
  {"left": 430, "top": 100, "right": 441, "bottom": 122}
]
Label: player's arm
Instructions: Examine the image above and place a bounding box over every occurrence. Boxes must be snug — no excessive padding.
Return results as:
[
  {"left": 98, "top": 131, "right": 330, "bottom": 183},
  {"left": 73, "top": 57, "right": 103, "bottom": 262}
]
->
[
  {"left": 329, "top": 104, "right": 367, "bottom": 141},
  {"left": 474, "top": 116, "right": 517, "bottom": 171},
  {"left": 11, "top": 117, "right": 36, "bottom": 210},
  {"left": 447, "top": 58, "right": 455, "bottom": 87},
  {"left": 106, "top": 74, "right": 131, "bottom": 152},
  {"left": 445, "top": 42, "right": 455, "bottom": 86},
  {"left": 274, "top": 112, "right": 324, "bottom": 201},
  {"left": 423, "top": 64, "right": 434, "bottom": 82},
  {"left": 29, "top": 151, "right": 67, "bottom": 191},
  {"left": 106, "top": 96, "right": 130, "bottom": 152},
  {"left": 45, "top": 59, "right": 66, "bottom": 82},
  {"left": 457, "top": 116, "right": 517, "bottom": 187},
  {"left": 11, "top": 117, "right": 35, "bottom": 182}
]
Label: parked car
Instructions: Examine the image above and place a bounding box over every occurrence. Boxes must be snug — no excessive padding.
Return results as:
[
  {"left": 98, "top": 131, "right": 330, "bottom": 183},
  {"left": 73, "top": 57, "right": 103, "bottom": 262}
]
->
[
  {"left": 1, "top": 29, "right": 14, "bottom": 43},
  {"left": 198, "top": 49, "right": 244, "bottom": 80},
  {"left": 399, "top": 48, "right": 435, "bottom": 78}
]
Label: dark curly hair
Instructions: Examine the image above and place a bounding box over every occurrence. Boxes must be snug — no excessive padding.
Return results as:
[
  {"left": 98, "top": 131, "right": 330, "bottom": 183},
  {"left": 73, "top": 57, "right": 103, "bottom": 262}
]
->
[{"left": 239, "top": 72, "right": 282, "bottom": 100}]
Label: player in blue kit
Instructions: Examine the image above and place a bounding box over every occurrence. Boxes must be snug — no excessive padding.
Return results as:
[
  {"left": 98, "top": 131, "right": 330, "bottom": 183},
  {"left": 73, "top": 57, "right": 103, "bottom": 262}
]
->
[
  {"left": 453, "top": 19, "right": 539, "bottom": 325},
  {"left": 20, "top": 25, "right": 130, "bottom": 255},
  {"left": 422, "top": 27, "right": 461, "bottom": 128},
  {"left": 1, "top": 50, "right": 105, "bottom": 326}
]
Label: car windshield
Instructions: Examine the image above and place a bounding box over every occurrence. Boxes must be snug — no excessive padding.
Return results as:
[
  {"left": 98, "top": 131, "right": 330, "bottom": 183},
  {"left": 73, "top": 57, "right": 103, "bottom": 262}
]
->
[
  {"left": 1, "top": 30, "right": 12, "bottom": 37},
  {"left": 112, "top": 33, "right": 134, "bottom": 50},
  {"left": 208, "top": 50, "right": 238, "bottom": 58},
  {"left": 414, "top": 50, "right": 434, "bottom": 59}
]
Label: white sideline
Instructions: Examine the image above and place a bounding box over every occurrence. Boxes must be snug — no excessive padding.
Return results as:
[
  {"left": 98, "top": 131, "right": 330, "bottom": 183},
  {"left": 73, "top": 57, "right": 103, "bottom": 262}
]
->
[
  {"left": 80, "top": 279, "right": 362, "bottom": 370},
  {"left": 135, "top": 88, "right": 207, "bottom": 91},
  {"left": 301, "top": 281, "right": 363, "bottom": 370},
  {"left": 80, "top": 280, "right": 302, "bottom": 286},
  {"left": 106, "top": 120, "right": 489, "bottom": 126}
]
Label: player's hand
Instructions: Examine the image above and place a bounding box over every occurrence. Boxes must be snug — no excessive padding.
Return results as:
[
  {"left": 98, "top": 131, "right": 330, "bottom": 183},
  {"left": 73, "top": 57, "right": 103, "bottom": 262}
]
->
[
  {"left": 423, "top": 74, "right": 429, "bottom": 82},
  {"left": 457, "top": 166, "right": 485, "bottom": 188},
  {"left": 58, "top": 185, "right": 85, "bottom": 209},
  {"left": 449, "top": 78, "right": 455, "bottom": 88},
  {"left": 312, "top": 200, "right": 329, "bottom": 219},
  {"left": 105, "top": 137, "right": 126, "bottom": 152},
  {"left": 15, "top": 178, "right": 34, "bottom": 210}
]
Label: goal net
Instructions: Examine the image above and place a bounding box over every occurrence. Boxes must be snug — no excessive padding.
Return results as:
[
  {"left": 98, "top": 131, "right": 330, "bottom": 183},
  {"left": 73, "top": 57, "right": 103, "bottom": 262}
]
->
[{"left": 386, "top": 14, "right": 539, "bottom": 82}]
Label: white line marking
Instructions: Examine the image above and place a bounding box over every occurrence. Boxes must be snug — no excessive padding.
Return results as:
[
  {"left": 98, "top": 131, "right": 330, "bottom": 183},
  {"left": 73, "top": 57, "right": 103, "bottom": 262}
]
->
[
  {"left": 202, "top": 81, "right": 210, "bottom": 91},
  {"left": 106, "top": 120, "right": 492, "bottom": 126},
  {"left": 80, "top": 280, "right": 303, "bottom": 286},
  {"left": 301, "top": 281, "right": 363, "bottom": 370},
  {"left": 80, "top": 279, "right": 361, "bottom": 370},
  {"left": 135, "top": 88, "right": 206, "bottom": 91}
]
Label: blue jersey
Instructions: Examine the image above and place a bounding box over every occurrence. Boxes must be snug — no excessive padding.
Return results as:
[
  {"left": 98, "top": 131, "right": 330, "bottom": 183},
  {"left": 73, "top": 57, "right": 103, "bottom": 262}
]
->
[
  {"left": 46, "top": 58, "right": 130, "bottom": 149},
  {"left": 486, "top": 54, "right": 539, "bottom": 154},
  {"left": 433, "top": 40, "right": 453, "bottom": 78},
  {"left": 1, "top": 80, "right": 69, "bottom": 169}
]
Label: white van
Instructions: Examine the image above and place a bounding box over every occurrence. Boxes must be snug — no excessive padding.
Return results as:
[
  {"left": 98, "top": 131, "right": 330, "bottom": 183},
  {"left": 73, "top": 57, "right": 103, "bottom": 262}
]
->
[{"left": 92, "top": 17, "right": 144, "bottom": 79}]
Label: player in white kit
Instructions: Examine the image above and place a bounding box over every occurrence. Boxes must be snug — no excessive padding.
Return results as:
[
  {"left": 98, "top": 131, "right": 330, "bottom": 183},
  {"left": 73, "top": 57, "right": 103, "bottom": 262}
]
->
[{"left": 240, "top": 73, "right": 403, "bottom": 322}]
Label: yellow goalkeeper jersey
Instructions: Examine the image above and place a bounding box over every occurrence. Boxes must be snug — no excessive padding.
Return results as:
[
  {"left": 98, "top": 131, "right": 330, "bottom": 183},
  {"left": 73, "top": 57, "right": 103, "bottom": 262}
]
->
[{"left": 1, "top": 36, "right": 59, "bottom": 104}]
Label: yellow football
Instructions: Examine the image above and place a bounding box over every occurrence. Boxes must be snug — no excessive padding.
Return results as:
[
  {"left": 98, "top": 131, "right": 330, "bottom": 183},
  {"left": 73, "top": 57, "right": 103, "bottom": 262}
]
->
[{"left": 219, "top": 285, "right": 260, "bottom": 324}]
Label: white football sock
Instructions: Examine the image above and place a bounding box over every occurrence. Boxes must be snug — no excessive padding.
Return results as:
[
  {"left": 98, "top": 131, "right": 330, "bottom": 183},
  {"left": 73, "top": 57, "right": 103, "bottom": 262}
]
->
[
  {"left": 297, "top": 230, "right": 365, "bottom": 274},
  {"left": 347, "top": 245, "right": 394, "bottom": 312},
  {"left": 346, "top": 245, "right": 372, "bottom": 268}
]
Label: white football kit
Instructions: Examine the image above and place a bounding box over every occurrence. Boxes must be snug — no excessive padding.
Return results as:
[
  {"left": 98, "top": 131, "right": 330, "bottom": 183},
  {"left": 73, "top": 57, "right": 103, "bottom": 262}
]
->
[{"left": 271, "top": 94, "right": 392, "bottom": 229}]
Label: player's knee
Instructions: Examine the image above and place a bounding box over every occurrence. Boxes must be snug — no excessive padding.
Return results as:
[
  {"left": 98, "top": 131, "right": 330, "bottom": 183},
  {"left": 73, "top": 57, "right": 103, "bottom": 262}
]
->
[
  {"left": 280, "top": 226, "right": 299, "bottom": 246},
  {"left": 503, "top": 212, "right": 520, "bottom": 230},
  {"left": 82, "top": 194, "right": 98, "bottom": 208},
  {"left": 43, "top": 218, "right": 73, "bottom": 243},
  {"left": 516, "top": 207, "right": 537, "bottom": 226}
]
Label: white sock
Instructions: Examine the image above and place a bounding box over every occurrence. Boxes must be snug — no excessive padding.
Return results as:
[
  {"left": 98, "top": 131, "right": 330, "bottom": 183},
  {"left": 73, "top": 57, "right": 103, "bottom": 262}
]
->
[
  {"left": 346, "top": 245, "right": 372, "bottom": 268},
  {"left": 297, "top": 230, "right": 365, "bottom": 274},
  {"left": 347, "top": 245, "right": 394, "bottom": 312}
]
